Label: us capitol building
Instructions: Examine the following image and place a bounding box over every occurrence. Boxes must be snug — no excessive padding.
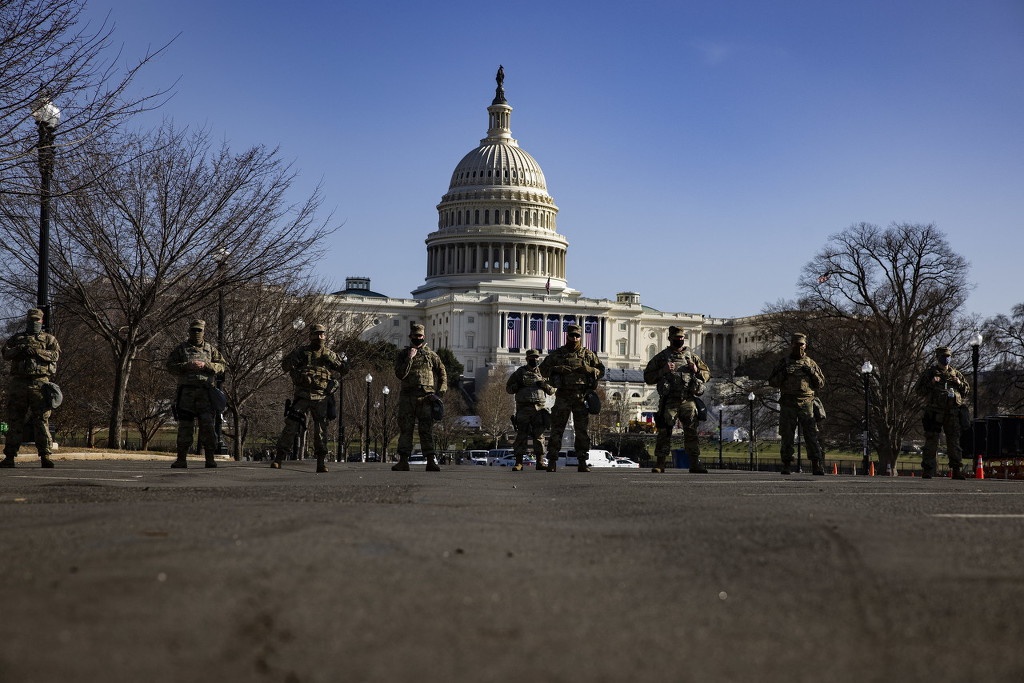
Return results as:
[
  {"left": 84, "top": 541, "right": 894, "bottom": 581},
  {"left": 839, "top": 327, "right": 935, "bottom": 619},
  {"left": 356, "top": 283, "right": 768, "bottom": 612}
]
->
[{"left": 330, "top": 69, "right": 761, "bottom": 412}]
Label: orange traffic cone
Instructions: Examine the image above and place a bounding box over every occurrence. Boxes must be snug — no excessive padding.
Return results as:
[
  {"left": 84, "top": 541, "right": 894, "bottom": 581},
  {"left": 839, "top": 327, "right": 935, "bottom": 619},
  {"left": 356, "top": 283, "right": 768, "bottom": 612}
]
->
[
  {"left": 975, "top": 455, "right": 985, "bottom": 480},
  {"left": 869, "top": 462, "right": 875, "bottom": 476},
  {"left": 831, "top": 462, "right": 838, "bottom": 475}
]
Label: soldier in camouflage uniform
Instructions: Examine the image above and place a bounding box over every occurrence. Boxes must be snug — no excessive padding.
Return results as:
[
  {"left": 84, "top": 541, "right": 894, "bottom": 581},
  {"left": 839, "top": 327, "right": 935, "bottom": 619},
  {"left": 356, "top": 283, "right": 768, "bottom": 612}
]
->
[
  {"left": 272, "top": 324, "right": 349, "bottom": 473},
  {"left": 1, "top": 309, "right": 60, "bottom": 468},
  {"left": 643, "top": 325, "right": 712, "bottom": 474},
  {"left": 540, "top": 324, "right": 605, "bottom": 472},
  {"left": 914, "top": 346, "right": 970, "bottom": 480},
  {"left": 166, "top": 319, "right": 227, "bottom": 468},
  {"left": 393, "top": 323, "right": 447, "bottom": 471},
  {"left": 506, "top": 349, "right": 555, "bottom": 471},
  {"left": 768, "top": 333, "right": 826, "bottom": 475}
]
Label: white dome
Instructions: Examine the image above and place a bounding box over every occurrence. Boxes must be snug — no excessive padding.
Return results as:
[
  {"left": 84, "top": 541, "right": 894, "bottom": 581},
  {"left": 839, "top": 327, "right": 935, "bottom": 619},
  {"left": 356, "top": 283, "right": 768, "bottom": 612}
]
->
[{"left": 412, "top": 70, "right": 570, "bottom": 300}]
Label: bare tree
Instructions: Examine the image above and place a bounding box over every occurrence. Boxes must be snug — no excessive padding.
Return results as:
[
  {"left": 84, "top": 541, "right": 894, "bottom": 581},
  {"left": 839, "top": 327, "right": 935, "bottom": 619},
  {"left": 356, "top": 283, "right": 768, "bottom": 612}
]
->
[
  {"left": 981, "top": 303, "right": 1024, "bottom": 414},
  {"left": 475, "top": 366, "right": 514, "bottom": 449},
  {"left": 760, "top": 222, "right": 972, "bottom": 470},
  {"left": 0, "top": 0, "right": 170, "bottom": 196},
  {"left": 0, "top": 124, "right": 334, "bottom": 448}
]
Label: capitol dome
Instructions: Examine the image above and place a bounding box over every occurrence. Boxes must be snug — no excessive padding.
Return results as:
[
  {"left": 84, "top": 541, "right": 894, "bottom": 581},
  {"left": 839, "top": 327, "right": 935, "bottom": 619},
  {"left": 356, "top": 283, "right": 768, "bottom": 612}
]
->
[{"left": 412, "top": 68, "right": 570, "bottom": 299}]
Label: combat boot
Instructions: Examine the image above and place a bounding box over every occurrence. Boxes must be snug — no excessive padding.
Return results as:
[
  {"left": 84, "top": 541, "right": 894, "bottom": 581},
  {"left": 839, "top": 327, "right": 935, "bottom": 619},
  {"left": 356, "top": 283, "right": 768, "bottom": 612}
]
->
[
  {"left": 425, "top": 455, "right": 441, "bottom": 472},
  {"left": 171, "top": 454, "right": 188, "bottom": 469},
  {"left": 689, "top": 459, "right": 709, "bottom": 474},
  {"left": 269, "top": 448, "right": 286, "bottom": 470},
  {"left": 546, "top": 458, "right": 557, "bottom": 472},
  {"left": 951, "top": 464, "right": 966, "bottom": 480},
  {"left": 652, "top": 457, "right": 666, "bottom": 474},
  {"left": 811, "top": 460, "right": 825, "bottom": 476},
  {"left": 40, "top": 455, "right": 54, "bottom": 468},
  {"left": 512, "top": 454, "right": 524, "bottom": 472},
  {"left": 1, "top": 455, "right": 15, "bottom": 468},
  {"left": 780, "top": 462, "right": 792, "bottom": 475},
  {"left": 205, "top": 455, "right": 218, "bottom": 469},
  {"left": 316, "top": 455, "right": 328, "bottom": 473},
  {"left": 577, "top": 459, "right": 591, "bottom": 473},
  {"left": 392, "top": 457, "right": 410, "bottom": 471}
]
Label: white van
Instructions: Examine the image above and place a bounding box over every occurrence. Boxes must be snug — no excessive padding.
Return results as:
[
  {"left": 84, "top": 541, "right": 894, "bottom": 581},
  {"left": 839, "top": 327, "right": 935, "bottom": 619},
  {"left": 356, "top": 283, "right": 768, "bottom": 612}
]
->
[
  {"left": 463, "top": 450, "right": 489, "bottom": 465},
  {"left": 556, "top": 449, "right": 618, "bottom": 468},
  {"left": 487, "top": 448, "right": 514, "bottom": 465}
]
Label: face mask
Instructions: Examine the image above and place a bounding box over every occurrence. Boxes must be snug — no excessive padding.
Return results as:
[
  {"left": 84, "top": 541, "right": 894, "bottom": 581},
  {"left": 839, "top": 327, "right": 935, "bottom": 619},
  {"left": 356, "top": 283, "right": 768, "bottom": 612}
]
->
[
  {"left": 670, "top": 338, "right": 685, "bottom": 349},
  {"left": 527, "top": 358, "right": 538, "bottom": 368},
  {"left": 27, "top": 321, "right": 42, "bottom": 335},
  {"left": 939, "top": 357, "right": 951, "bottom": 367},
  {"left": 189, "top": 331, "right": 204, "bottom": 346},
  {"left": 411, "top": 337, "right": 425, "bottom": 347}
]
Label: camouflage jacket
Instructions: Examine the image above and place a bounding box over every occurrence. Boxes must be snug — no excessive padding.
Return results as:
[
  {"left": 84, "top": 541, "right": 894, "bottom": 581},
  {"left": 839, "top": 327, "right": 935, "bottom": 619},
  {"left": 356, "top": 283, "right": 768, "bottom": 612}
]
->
[
  {"left": 914, "top": 364, "right": 969, "bottom": 414},
  {"left": 768, "top": 353, "right": 825, "bottom": 399},
  {"left": 166, "top": 341, "right": 226, "bottom": 388},
  {"left": 282, "top": 344, "right": 348, "bottom": 400},
  {"left": 2, "top": 330, "right": 60, "bottom": 380},
  {"left": 394, "top": 344, "right": 447, "bottom": 394},
  {"left": 643, "top": 347, "right": 710, "bottom": 399},
  {"left": 506, "top": 364, "right": 554, "bottom": 406},
  {"left": 539, "top": 344, "right": 605, "bottom": 391}
]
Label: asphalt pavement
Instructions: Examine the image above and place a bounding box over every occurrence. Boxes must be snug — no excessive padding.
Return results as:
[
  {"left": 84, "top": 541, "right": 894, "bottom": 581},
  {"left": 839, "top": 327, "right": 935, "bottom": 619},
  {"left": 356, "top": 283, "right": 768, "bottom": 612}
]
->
[{"left": 1, "top": 455, "right": 1022, "bottom": 683}]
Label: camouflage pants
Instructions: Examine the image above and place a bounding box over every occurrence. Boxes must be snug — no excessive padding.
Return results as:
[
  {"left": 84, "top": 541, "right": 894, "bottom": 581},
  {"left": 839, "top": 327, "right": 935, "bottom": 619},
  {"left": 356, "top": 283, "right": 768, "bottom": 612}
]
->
[
  {"left": 546, "top": 390, "right": 590, "bottom": 461},
  {"left": 512, "top": 403, "right": 547, "bottom": 459},
  {"left": 396, "top": 390, "right": 436, "bottom": 459},
  {"left": 3, "top": 378, "right": 52, "bottom": 458},
  {"left": 922, "top": 409, "right": 962, "bottom": 474},
  {"left": 175, "top": 385, "right": 219, "bottom": 457},
  {"left": 276, "top": 397, "right": 331, "bottom": 458},
  {"left": 779, "top": 396, "right": 822, "bottom": 464},
  {"left": 654, "top": 397, "right": 700, "bottom": 460}
]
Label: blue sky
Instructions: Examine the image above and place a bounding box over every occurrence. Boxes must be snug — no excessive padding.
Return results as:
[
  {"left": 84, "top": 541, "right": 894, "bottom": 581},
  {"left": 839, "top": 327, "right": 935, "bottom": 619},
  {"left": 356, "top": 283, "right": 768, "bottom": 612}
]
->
[{"left": 84, "top": 0, "right": 1023, "bottom": 320}]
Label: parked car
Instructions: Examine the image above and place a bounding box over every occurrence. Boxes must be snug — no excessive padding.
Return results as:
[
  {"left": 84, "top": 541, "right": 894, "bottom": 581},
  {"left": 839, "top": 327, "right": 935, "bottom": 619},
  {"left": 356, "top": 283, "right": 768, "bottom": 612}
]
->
[
  {"left": 556, "top": 449, "right": 618, "bottom": 468},
  {"left": 408, "top": 453, "right": 428, "bottom": 465},
  {"left": 493, "top": 454, "right": 535, "bottom": 468},
  {"left": 463, "top": 450, "right": 489, "bottom": 465},
  {"left": 346, "top": 451, "right": 379, "bottom": 462},
  {"left": 614, "top": 457, "right": 640, "bottom": 468},
  {"left": 487, "top": 448, "right": 514, "bottom": 465}
]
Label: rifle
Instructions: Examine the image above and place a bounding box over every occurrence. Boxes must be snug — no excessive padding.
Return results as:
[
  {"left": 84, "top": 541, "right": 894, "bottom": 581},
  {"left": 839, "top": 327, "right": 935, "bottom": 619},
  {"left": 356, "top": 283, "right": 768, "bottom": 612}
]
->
[{"left": 284, "top": 398, "right": 308, "bottom": 459}]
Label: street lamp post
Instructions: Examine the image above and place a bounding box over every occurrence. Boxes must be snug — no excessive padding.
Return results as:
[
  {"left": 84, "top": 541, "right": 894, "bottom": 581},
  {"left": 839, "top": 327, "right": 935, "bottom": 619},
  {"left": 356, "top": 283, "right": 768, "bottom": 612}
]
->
[
  {"left": 32, "top": 98, "right": 60, "bottom": 332},
  {"left": 717, "top": 404, "right": 725, "bottom": 469},
  {"left": 364, "top": 373, "right": 373, "bottom": 462},
  {"left": 213, "top": 247, "right": 230, "bottom": 457},
  {"left": 970, "top": 330, "right": 983, "bottom": 419},
  {"left": 747, "top": 392, "right": 755, "bottom": 471},
  {"left": 381, "top": 386, "right": 390, "bottom": 462},
  {"left": 861, "top": 360, "right": 873, "bottom": 475},
  {"left": 290, "top": 318, "right": 305, "bottom": 459},
  {"left": 336, "top": 375, "right": 345, "bottom": 462},
  {"left": 970, "top": 330, "right": 983, "bottom": 470}
]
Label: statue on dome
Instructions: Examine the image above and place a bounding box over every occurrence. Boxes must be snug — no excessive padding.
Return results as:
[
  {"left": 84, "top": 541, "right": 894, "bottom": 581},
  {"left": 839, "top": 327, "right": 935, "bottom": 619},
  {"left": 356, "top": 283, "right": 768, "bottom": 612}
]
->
[{"left": 493, "top": 65, "right": 506, "bottom": 104}]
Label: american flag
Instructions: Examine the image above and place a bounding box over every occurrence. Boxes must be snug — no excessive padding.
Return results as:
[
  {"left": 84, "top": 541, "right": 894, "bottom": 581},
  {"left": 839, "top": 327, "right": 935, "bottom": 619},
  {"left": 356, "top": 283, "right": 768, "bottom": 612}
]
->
[
  {"left": 506, "top": 314, "right": 521, "bottom": 350},
  {"left": 546, "top": 316, "right": 560, "bottom": 349},
  {"left": 529, "top": 315, "right": 544, "bottom": 350},
  {"left": 584, "top": 317, "right": 599, "bottom": 352}
]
